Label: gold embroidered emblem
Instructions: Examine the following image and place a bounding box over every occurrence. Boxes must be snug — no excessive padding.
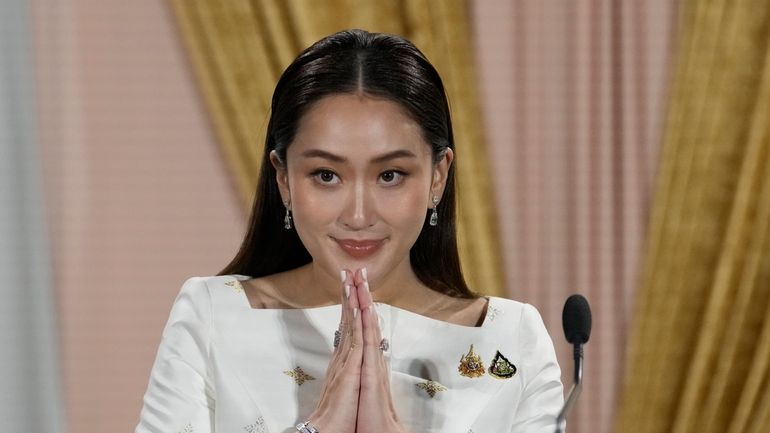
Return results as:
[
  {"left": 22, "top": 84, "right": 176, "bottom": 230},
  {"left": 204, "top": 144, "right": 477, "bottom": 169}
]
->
[
  {"left": 225, "top": 280, "right": 244, "bottom": 293},
  {"left": 488, "top": 350, "right": 517, "bottom": 379},
  {"left": 458, "top": 344, "right": 485, "bottom": 378},
  {"left": 284, "top": 366, "right": 316, "bottom": 385},
  {"left": 416, "top": 380, "right": 447, "bottom": 398}
]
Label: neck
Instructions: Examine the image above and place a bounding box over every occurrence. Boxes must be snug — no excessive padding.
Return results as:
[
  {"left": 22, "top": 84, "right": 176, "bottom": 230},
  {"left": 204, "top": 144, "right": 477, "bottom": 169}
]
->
[
  {"left": 298, "top": 259, "right": 436, "bottom": 311},
  {"left": 370, "top": 259, "right": 435, "bottom": 309}
]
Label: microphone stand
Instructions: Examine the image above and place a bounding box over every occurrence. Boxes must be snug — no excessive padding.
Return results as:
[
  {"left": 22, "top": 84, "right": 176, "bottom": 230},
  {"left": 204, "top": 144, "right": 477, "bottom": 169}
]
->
[{"left": 555, "top": 342, "right": 583, "bottom": 433}]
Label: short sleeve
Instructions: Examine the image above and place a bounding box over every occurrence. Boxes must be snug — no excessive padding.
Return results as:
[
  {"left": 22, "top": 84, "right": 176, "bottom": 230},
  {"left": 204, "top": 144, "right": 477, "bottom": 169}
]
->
[
  {"left": 511, "top": 304, "right": 564, "bottom": 433},
  {"left": 136, "top": 277, "right": 215, "bottom": 433}
]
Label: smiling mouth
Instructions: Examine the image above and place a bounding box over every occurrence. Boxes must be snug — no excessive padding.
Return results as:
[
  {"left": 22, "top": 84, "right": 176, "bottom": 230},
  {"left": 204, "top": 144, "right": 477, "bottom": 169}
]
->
[{"left": 333, "top": 238, "right": 385, "bottom": 260}]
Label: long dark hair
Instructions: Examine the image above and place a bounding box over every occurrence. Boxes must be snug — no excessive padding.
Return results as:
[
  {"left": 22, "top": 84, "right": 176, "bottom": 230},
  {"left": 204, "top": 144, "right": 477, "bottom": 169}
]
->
[{"left": 219, "top": 29, "right": 474, "bottom": 298}]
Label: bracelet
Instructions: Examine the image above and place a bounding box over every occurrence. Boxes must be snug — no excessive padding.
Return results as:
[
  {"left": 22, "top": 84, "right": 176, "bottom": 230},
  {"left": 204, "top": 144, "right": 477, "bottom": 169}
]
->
[{"left": 295, "top": 420, "right": 319, "bottom": 433}]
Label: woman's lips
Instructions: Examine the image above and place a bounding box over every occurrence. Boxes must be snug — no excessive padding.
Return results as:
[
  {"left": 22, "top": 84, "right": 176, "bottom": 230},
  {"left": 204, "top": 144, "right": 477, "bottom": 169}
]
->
[{"left": 334, "top": 238, "right": 385, "bottom": 259}]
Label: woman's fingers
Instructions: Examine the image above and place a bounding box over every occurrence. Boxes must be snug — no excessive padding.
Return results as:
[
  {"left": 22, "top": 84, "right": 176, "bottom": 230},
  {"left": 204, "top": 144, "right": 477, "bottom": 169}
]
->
[
  {"left": 335, "top": 269, "right": 360, "bottom": 362},
  {"left": 307, "top": 269, "right": 361, "bottom": 433},
  {"left": 325, "top": 269, "right": 356, "bottom": 383},
  {"left": 346, "top": 271, "right": 360, "bottom": 346},
  {"left": 354, "top": 268, "right": 380, "bottom": 361},
  {"left": 320, "top": 270, "right": 352, "bottom": 401},
  {"left": 358, "top": 305, "right": 402, "bottom": 432},
  {"left": 362, "top": 305, "right": 384, "bottom": 374},
  {"left": 335, "top": 270, "right": 349, "bottom": 349},
  {"left": 339, "top": 269, "right": 352, "bottom": 344},
  {"left": 354, "top": 268, "right": 373, "bottom": 310},
  {"left": 333, "top": 269, "right": 353, "bottom": 360},
  {"left": 350, "top": 268, "right": 379, "bottom": 364},
  {"left": 354, "top": 268, "right": 404, "bottom": 433},
  {"left": 343, "top": 281, "right": 363, "bottom": 366}
]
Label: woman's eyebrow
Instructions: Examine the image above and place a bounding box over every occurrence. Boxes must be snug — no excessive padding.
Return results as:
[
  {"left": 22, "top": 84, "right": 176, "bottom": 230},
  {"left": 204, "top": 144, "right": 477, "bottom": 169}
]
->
[
  {"left": 300, "top": 149, "right": 347, "bottom": 162},
  {"left": 300, "top": 149, "right": 417, "bottom": 163},
  {"left": 370, "top": 149, "right": 417, "bottom": 163}
]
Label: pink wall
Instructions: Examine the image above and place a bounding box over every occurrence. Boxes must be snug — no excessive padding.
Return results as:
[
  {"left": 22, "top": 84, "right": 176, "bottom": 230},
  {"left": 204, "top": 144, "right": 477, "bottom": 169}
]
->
[{"left": 32, "top": 1, "right": 245, "bottom": 431}]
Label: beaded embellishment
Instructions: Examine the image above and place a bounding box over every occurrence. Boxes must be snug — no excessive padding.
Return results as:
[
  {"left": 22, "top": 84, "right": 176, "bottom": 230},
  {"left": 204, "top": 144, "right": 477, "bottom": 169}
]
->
[
  {"left": 244, "top": 416, "right": 268, "bottom": 433},
  {"left": 225, "top": 280, "right": 244, "bottom": 293},
  {"left": 284, "top": 366, "right": 316, "bottom": 385},
  {"left": 485, "top": 305, "right": 502, "bottom": 322},
  {"left": 177, "top": 423, "right": 193, "bottom": 433},
  {"left": 416, "top": 380, "right": 447, "bottom": 398}
]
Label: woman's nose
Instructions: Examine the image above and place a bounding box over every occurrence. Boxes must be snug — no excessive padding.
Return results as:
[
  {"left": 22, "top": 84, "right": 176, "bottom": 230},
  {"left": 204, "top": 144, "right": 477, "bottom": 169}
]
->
[{"left": 339, "top": 182, "right": 376, "bottom": 229}]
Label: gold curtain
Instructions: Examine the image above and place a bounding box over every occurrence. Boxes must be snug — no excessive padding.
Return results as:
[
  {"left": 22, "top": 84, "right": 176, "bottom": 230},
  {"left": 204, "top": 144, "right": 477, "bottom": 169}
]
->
[
  {"left": 616, "top": 1, "right": 770, "bottom": 432},
  {"left": 168, "top": 0, "right": 503, "bottom": 296}
]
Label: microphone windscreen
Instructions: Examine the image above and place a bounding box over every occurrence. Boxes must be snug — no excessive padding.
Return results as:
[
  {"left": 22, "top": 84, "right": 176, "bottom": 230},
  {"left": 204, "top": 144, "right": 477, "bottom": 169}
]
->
[{"left": 562, "top": 294, "right": 592, "bottom": 344}]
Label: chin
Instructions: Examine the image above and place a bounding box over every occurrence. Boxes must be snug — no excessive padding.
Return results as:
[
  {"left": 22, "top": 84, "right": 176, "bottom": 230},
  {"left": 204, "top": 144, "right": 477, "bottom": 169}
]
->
[{"left": 336, "top": 258, "right": 377, "bottom": 274}]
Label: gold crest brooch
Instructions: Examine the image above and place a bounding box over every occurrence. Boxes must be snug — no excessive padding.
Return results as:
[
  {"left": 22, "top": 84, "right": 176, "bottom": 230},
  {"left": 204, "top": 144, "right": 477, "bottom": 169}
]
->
[{"left": 458, "top": 344, "right": 486, "bottom": 378}]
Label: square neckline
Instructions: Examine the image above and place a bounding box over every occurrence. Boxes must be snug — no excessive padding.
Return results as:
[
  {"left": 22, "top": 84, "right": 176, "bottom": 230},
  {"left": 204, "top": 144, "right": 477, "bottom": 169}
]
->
[{"left": 228, "top": 274, "right": 494, "bottom": 329}]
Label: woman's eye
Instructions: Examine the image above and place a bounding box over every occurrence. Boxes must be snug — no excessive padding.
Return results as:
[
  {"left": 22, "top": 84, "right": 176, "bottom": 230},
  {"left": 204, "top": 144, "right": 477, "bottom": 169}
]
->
[
  {"left": 379, "top": 170, "right": 405, "bottom": 185},
  {"left": 311, "top": 170, "right": 340, "bottom": 184}
]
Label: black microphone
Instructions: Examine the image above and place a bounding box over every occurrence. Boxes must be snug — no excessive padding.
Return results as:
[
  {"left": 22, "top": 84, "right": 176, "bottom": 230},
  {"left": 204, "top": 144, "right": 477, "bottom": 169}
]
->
[{"left": 555, "top": 294, "right": 592, "bottom": 433}]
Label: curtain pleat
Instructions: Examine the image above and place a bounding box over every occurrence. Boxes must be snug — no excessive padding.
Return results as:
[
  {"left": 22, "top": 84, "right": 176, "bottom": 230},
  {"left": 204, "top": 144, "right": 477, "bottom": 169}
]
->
[
  {"left": 169, "top": 0, "right": 503, "bottom": 296},
  {"left": 616, "top": 0, "right": 770, "bottom": 432},
  {"left": 170, "top": 0, "right": 269, "bottom": 200}
]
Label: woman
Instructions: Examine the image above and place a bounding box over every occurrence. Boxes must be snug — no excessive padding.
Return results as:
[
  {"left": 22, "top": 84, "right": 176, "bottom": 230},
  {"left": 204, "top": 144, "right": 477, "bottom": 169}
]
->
[{"left": 136, "top": 29, "right": 563, "bottom": 433}]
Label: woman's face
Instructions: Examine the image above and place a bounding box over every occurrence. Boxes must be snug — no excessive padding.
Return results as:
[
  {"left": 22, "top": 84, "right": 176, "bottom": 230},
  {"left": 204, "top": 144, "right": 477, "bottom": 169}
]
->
[{"left": 271, "top": 93, "right": 452, "bottom": 288}]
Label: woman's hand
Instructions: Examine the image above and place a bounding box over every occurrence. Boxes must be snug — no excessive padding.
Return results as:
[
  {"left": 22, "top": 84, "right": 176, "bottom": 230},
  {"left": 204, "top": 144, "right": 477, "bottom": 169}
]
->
[
  {"left": 307, "top": 270, "right": 363, "bottom": 433},
  {"left": 353, "top": 268, "right": 407, "bottom": 433}
]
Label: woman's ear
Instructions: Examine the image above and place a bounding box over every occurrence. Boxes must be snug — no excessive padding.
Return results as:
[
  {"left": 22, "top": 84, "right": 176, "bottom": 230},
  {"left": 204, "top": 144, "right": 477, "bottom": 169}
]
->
[
  {"left": 429, "top": 148, "right": 454, "bottom": 204},
  {"left": 269, "top": 150, "right": 291, "bottom": 205}
]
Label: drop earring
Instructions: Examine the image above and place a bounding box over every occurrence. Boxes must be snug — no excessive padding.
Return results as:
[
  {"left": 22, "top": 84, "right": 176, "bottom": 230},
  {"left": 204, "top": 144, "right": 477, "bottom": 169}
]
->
[
  {"left": 429, "top": 195, "right": 439, "bottom": 226},
  {"left": 284, "top": 202, "right": 293, "bottom": 230}
]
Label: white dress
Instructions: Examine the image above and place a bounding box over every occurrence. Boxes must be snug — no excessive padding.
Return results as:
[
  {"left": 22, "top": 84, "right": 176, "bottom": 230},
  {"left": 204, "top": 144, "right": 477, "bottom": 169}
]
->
[{"left": 135, "top": 275, "right": 564, "bottom": 433}]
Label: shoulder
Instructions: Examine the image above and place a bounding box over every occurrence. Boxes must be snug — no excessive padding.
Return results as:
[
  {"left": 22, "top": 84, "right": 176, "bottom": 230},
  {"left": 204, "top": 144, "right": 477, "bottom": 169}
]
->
[
  {"left": 485, "top": 297, "right": 561, "bottom": 381},
  {"left": 164, "top": 275, "right": 258, "bottom": 331},
  {"left": 484, "top": 296, "right": 530, "bottom": 324},
  {"left": 491, "top": 297, "right": 557, "bottom": 357},
  {"left": 175, "top": 275, "right": 244, "bottom": 296},
  {"left": 172, "top": 274, "right": 251, "bottom": 308},
  {"left": 485, "top": 297, "right": 553, "bottom": 342}
]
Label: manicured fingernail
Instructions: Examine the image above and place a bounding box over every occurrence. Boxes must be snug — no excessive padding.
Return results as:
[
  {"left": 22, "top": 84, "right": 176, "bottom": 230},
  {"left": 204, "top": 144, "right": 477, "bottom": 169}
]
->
[
  {"left": 353, "top": 308, "right": 359, "bottom": 318},
  {"left": 340, "top": 270, "right": 347, "bottom": 283},
  {"left": 362, "top": 267, "right": 368, "bottom": 280},
  {"left": 344, "top": 284, "right": 350, "bottom": 299}
]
